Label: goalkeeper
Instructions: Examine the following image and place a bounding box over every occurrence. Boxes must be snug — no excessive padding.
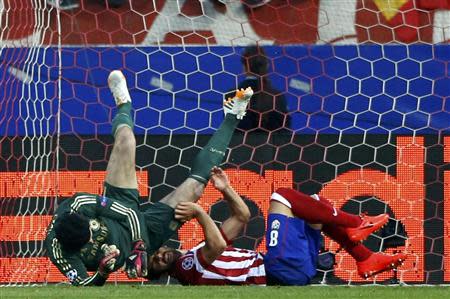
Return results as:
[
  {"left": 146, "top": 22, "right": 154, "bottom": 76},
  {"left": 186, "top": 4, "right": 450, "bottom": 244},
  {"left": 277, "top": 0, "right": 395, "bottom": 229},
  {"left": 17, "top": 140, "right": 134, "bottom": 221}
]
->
[{"left": 45, "top": 70, "right": 253, "bottom": 286}]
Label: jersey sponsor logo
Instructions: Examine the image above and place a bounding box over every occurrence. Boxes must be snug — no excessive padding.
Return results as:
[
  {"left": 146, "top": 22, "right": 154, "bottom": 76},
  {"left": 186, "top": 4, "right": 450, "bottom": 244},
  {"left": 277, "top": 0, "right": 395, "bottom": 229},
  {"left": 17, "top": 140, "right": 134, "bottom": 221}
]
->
[
  {"left": 271, "top": 220, "right": 280, "bottom": 230},
  {"left": 80, "top": 220, "right": 109, "bottom": 262},
  {"left": 66, "top": 269, "right": 78, "bottom": 282},
  {"left": 181, "top": 257, "right": 194, "bottom": 270}
]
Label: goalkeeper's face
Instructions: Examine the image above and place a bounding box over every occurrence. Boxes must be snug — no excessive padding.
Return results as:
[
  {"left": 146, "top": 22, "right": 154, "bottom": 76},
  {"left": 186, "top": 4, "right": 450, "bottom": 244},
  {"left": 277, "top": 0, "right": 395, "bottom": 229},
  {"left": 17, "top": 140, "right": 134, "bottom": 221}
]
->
[{"left": 148, "top": 246, "right": 181, "bottom": 274}]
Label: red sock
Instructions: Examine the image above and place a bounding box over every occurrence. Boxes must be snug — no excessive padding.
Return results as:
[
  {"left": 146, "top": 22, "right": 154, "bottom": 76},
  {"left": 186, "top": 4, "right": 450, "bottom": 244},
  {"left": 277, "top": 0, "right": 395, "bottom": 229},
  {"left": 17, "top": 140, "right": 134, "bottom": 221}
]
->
[
  {"left": 322, "top": 224, "right": 372, "bottom": 262},
  {"left": 272, "top": 188, "right": 362, "bottom": 228},
  {"left": 292, "top": 192, "right": 372, "bottom": 262}
]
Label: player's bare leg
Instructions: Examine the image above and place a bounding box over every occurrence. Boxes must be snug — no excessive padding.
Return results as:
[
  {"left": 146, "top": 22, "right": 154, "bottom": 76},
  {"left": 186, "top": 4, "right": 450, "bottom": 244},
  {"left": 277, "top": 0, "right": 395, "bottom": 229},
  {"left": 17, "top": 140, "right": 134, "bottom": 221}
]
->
[
  {"left": 105, "top": 70, "right": 137, "bottom": 189},
  {"left": 160, "top": 87, "right": 253, "bottom": 208}
]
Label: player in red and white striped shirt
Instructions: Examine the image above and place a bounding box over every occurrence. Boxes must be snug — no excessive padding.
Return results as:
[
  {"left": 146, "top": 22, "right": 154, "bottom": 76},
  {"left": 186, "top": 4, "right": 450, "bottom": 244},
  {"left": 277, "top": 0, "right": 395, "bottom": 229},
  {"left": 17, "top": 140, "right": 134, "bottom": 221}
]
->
[
  {"left": 146, "top": 168, "right": 407, "bottom": 285},
  {"left": 173, "top": 242, "right": 266, "bottom": 285}
]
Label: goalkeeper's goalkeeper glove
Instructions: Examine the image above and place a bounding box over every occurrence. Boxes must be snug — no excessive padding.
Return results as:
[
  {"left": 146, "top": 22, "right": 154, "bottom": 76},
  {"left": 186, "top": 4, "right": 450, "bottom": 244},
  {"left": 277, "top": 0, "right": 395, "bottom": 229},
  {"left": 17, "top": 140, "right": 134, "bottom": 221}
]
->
[
  {"left": 98, "top": 244, "right": 120, "bottom": 277},
  {"left": 125, "top": 239, "right": 148, "bottom": 278}
]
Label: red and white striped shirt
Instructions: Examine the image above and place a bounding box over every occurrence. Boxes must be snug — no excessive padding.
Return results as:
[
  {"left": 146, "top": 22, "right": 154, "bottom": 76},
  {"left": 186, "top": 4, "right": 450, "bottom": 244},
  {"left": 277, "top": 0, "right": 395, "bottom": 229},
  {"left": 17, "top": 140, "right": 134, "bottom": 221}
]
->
[{"left": 172, "top": 243, "right": 266, "bottom": 285}]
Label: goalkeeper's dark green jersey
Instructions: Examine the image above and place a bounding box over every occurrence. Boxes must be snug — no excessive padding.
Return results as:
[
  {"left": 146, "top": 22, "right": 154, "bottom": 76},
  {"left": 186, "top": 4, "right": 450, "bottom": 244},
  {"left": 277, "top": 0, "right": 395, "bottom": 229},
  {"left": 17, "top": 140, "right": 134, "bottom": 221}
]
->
[{"left": 45, "top": 192, "right": 149, "bottom": 286}]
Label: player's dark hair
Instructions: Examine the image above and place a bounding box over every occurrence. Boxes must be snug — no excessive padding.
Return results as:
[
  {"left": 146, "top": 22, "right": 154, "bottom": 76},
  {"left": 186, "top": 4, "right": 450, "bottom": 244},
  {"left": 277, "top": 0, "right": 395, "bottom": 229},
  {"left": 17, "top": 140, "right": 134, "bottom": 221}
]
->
[
  {"left": 146, "top": 249, "right": 181, "bottom": 281},
  {"left": 146, "top": 261, "right": 178, "bottom": 281},
  {"left": 145, "top": 267, "right": 165, "bottom": 281},
  {"left": 54, "top": 212, "right": 90, "bottom": 252},
  {"left": 241, "top": 45, "right": 269, "bottom": 76}
]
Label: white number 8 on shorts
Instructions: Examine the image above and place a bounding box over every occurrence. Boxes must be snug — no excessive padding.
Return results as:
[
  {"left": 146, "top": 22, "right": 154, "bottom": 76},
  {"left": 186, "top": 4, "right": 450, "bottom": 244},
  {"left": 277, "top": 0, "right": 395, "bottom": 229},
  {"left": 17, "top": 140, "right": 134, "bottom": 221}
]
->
[{"left": 268, "top": 230, "right": 278, "bottom": 247}]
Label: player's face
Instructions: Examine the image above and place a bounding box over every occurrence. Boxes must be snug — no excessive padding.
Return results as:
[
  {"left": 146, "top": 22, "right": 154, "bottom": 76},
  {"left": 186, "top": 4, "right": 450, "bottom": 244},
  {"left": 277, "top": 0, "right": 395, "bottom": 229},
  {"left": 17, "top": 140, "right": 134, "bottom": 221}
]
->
[{"left": 149, "top": 246, "right": 180, "bottom": 273}]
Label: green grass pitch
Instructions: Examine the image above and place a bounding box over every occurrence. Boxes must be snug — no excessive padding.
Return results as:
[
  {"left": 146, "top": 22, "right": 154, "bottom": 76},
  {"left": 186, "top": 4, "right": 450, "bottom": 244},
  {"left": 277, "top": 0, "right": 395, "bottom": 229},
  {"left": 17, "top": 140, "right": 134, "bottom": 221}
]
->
[{"left": 1, "top": 285, "right": 450, "bottom": 299}]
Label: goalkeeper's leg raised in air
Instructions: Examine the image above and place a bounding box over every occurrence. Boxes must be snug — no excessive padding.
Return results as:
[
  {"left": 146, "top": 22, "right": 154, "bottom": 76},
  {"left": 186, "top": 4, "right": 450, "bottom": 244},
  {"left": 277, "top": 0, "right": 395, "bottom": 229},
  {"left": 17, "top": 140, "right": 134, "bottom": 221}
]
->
[{"left": 45, "top": 70, "right": 254, "bottom": 286}]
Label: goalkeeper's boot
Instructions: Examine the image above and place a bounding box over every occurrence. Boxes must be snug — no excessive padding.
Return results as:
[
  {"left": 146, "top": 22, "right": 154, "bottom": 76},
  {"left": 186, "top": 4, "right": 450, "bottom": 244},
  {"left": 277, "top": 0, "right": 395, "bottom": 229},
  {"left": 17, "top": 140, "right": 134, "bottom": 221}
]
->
[
  {"left": 108, "top": 70, "right": 132, "bottom": 106},
  {"left": 357, "top": 252, "right": 407, "bottom": 279},
  {"left": 223, "top": 87, "right": 253, "bottom": 120},
  {"left": 345, "top": 213, "right": 389, "bottom": 243}
]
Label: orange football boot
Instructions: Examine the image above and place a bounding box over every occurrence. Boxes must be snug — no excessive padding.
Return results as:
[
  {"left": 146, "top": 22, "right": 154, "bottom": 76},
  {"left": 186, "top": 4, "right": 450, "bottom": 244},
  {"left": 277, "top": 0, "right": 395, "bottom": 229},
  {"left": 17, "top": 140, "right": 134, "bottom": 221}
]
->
[
  {"left": 357, "top": 252, "right": 408, "bottom": 279},
  {"left": 346, "top": 214, "right": 389, "bottom": 242}
]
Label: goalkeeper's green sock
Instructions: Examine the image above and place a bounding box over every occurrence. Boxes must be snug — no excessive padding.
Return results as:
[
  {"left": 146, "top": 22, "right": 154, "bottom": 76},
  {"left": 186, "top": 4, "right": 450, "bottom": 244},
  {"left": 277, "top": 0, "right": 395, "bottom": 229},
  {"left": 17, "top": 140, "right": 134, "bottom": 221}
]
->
[
  {"left": 111, "top": 103, "right": 133, "bottom": 138},
  {"left": 189, "top": 114, "right": 239, "bottom": 184}
]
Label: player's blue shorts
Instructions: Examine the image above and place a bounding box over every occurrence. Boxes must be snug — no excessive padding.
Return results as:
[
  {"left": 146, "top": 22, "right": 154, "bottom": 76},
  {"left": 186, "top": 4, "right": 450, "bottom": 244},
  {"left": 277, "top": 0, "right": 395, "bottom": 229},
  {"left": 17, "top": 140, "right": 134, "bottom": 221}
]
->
[{"left": 264, "top": 213, "right": 321, "bottom": 286}]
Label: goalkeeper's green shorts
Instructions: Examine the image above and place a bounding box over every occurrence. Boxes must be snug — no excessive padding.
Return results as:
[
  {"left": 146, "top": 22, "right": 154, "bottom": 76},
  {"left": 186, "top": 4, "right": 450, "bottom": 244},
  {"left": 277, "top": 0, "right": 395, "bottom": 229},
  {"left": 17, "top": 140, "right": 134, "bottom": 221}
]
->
[
  {"left": 103, "top": 182, "right": 179, "bottom": 254},
  {"left": 103, "top": 182, "right": 140, "bottom": 209},
  {"left": 141, "top": 202, "right": 180, "bottom": 254}
]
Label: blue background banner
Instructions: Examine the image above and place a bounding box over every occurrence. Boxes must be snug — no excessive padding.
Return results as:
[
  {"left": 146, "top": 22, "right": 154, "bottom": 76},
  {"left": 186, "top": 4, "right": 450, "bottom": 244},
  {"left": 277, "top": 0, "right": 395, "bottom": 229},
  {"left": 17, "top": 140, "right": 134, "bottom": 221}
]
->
[{"left": 0, "top": 45, "right": 449, "bottom": 136}]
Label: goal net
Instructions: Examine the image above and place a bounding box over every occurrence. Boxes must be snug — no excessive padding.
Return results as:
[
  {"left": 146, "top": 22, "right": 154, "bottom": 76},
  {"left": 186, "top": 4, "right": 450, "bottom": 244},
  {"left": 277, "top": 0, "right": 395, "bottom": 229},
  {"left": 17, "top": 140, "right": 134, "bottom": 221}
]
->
[{"left": 0, "top": 0, "right": 449, "bottom": 285}]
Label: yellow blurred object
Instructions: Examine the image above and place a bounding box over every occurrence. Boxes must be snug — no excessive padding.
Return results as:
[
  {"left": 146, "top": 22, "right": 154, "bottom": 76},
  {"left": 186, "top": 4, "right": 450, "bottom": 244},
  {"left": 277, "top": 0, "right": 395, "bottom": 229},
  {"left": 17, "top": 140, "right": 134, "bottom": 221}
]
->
[{"left": 373, "top": 0, "right": 409, "bottom": 21}]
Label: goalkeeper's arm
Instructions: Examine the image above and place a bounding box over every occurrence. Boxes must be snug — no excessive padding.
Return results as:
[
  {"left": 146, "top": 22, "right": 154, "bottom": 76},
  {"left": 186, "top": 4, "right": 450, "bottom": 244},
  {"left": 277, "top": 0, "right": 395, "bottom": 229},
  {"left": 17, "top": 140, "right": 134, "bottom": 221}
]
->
[
  {"left": 125, "top": 240, "right": 148, "bottom": 278},
  {"left": 74, "top": 244, "right": 120, "bottom": 286},
  {"left": 45, "top": 224, "right": 120, "bottom": 286}
]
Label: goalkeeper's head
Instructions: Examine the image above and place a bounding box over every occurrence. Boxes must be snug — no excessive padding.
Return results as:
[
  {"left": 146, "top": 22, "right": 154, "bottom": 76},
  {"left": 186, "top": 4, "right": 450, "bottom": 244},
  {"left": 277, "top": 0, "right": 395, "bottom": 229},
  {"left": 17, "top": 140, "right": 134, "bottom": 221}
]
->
[{"left": 54, "top": 212, "right": 91, "bottom": 252}]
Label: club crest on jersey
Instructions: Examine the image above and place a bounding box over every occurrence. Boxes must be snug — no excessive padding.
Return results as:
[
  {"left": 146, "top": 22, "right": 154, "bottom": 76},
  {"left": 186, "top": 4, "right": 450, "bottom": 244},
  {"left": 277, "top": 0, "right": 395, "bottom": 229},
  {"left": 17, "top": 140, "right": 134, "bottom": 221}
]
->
[
  {"left": 89, "top": 219, "right": 100, "bottom": 232},
  {"left": 66, "top": 269, "right": 78, "bottom": 282},
  {"left": 271, "top": 220, "right": 280, "bottom": 230},
  {"left": 181, "top": 257, "right": 194, "bottom": 270}
]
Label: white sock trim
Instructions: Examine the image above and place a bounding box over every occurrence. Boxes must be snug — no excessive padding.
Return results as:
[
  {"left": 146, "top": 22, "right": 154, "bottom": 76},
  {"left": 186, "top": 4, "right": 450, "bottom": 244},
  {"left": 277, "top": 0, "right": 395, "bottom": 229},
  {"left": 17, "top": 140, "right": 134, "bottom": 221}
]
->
[{"left": 270, "top": 192, "right": 292, "bottom": 209}]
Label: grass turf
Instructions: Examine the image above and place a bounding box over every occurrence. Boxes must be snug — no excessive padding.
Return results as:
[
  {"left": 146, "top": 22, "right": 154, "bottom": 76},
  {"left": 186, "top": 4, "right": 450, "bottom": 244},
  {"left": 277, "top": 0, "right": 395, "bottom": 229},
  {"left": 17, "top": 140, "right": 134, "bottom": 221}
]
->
[{"left": 1, "top": 285, "right": 450, "bottom": 299}]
